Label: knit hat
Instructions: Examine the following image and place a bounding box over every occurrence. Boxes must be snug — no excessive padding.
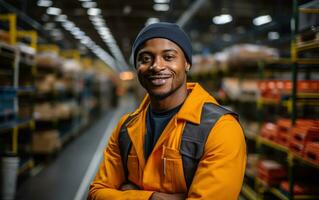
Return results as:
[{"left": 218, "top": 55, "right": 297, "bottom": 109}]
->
[{"left": 131, "top": 22, "right": 192, "bottom": 68}]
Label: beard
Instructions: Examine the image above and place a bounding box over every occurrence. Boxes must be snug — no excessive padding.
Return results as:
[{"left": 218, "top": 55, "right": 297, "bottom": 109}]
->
[{"left": 147, "top": 79, "right": 185, "bottom": 100}]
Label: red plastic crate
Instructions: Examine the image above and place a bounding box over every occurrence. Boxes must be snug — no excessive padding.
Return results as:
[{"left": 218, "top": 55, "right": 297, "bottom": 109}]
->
[
  {"left": 304, "top": 142, "right": 319, "bottom": 164},
  {"left": 289, "top": 140, "right": 304, "bottom": 155},
  {"left": 260, "top": 123, "right": 278, "bottom": 141},
  {"left": 275, "top": 119, "right": 292, "bottom": 146},
  {"left": 289, "top": 126, "right": 319, "bottom": 156},
  {"left": 277, "top": 132, "right": 290, "bottom": 146},
  {"left": 257, "top": 160, "right": 287, "bottom": 178}
]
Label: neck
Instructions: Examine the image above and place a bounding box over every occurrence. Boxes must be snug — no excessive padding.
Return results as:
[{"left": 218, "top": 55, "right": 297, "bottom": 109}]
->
[{"left": 149, "top": 83, "right": 188, "bottom": 112}]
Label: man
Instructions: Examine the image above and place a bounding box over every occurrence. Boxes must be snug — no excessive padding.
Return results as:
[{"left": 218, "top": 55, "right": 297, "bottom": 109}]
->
[{"left": 88, "top": 22, "right": 246, "bottom": 200}]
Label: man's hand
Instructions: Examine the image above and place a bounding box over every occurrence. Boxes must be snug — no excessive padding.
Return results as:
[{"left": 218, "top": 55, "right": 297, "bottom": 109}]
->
[
  {"left": 150, "top": 192, "right": 186, "bottom": 200},
  {"left": 120, "top": 183, "right": 140, "bottom": 191}
]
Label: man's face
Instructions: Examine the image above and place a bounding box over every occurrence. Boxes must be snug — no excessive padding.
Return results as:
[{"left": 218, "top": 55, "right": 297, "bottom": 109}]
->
[{"left": 136, "top": 38, "right": 189, "bottom": 100}]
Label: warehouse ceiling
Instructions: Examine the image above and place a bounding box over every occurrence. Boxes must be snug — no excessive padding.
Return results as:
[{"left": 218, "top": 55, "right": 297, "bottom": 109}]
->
[{"left": 0, "top": 0, "right": 305, "bottom": 71}]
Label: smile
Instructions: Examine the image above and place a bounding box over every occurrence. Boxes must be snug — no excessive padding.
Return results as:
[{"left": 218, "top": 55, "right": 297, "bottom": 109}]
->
[{"left": 148, "top": 75, "right": 171, "bottom": 86}]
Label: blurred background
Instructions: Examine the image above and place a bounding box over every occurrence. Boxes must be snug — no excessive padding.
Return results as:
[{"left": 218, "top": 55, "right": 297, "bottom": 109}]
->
[{"left": 0, "top": 0, "right": 318, "bottom": 200}]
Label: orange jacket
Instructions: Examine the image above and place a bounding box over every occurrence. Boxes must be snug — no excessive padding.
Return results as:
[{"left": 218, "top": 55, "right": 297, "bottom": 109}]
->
[{"left": 88, "top": 83, "right": 246, "bottom": 200}]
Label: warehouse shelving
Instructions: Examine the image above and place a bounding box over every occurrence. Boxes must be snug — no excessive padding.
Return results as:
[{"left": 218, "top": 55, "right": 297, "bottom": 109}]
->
[{"left": 0, "top": 15, "right": 38, "bottom": 197}]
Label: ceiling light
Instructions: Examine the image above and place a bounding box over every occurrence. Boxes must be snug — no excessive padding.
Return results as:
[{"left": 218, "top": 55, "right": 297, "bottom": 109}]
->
[
  {"left": 62, "top": 21, "right": 75, "bottom": 30},
  {"left": 268, "top": 32, "right": 280, "bottom": 40},
  {"left": 89, "top": 16, "right": 103, "bottom": 21},
  {"left": 37, "top": 0, "right": 52, "bottom": 7},
  {"left": 55, "top": 14, "right": 67, "bottom": 22},
  {"left": 81, "top": 37, "right": 90, "bottom": 44},
  {"left": 153, "top": 4, "right": 170, "bottom": 11},
  {"left": 87, "top": 8, "right": 101, "bottom": 16},
  {"left": 47, "top": 7, "right": 61, "bottom": 15},
  {"left": 123, "top": 5, "right": 132, "bottom": 15},
  {"left": 82, "top": 2, "right": 97, "bottom": 8},
  {"left": 212, "top": 14, "right": 232, "bottom": 25},
  {"left": 93, "top": 20, "right": 105, "bottom": 27},
  {"left": 146, "top": 18, "right": 160, "bottom": 26},
  {"left": 154, "top": 0, "right": 170, "bottom": 3},
  {"left": 71, "top": 27, "right": 80, "bottom": 33},
  {"left": 253, "top": 15, "right": 272, "bottom": 26},
  {"left": 79, "top": 0, "right": 91, "bottom": 1}
]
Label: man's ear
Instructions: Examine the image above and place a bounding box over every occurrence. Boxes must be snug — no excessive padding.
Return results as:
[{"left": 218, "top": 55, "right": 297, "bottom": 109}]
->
[{"left": 185, "top": 62, "right": 190, "bottom": 72}]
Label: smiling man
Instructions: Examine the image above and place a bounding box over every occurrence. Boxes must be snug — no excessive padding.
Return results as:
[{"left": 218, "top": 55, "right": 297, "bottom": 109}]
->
[{"left": 88, "top": 22, "right": 246, "bottom": 200}]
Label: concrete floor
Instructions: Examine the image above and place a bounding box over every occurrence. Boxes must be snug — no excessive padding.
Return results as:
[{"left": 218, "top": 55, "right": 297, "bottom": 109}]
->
[{"left": 15, "top": 96, "right": 136, "bottom": 200}]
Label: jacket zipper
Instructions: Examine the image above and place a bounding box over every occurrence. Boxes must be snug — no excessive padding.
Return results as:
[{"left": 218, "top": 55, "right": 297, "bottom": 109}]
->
[{"left": 163, "top": 157, "right": 167, "bottom": 176}]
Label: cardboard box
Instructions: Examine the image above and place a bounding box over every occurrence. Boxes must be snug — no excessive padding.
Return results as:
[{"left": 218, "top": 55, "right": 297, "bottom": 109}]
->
[{"left": 32, "top": 130, "right": 61, "bottom": 154}]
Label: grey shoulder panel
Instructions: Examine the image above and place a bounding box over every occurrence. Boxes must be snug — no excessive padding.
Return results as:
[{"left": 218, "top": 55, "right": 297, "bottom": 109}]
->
[
  {"left": 181, "top": 103, "right": 237, "bottom": 189},
  {"left": 118, "top": 115, "right": 134, "bottom": 181}
]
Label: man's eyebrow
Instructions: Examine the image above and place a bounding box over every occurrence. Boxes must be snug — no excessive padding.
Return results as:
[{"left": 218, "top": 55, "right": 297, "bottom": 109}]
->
[{"left": 137, "top": 50, "right": 152, "bottom": 56}]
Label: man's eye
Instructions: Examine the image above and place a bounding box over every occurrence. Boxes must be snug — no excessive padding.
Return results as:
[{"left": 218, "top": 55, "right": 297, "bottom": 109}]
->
[
  {"left": 164, "top": 55, "right": 175, "bottom": 61},
  {"left": 140, "top": 55, "right": 152, "bottom": 63}
]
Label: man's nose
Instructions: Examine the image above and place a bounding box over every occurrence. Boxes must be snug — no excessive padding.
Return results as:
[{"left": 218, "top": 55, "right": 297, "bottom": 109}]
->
[{"left": 150, "top": 56, "right": 164, "bottom": 71}]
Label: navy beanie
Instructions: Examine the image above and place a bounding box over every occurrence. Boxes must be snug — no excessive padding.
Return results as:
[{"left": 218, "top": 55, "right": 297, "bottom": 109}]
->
[{"left": 131, "top": 22, "right": 192, "bottom": 68}]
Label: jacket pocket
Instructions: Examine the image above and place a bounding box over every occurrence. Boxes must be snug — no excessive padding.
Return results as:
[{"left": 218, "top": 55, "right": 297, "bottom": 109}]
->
[
  {"left": 161, "top": 146, "right": 187, "bottom": 193},
  {"left": 127, "top": 154, "right": 139, "bottom": 185}
]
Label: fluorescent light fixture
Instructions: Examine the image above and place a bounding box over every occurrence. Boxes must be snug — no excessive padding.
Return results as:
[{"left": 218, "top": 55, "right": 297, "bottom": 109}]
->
[
  {"left": 71, "top": 27, "right": 80, "bottom": 33},
  {"left": 82, "top": 2, "right": 97, "bottom": 8},
  {"left": 47, "top": 7, "right": 61, "bottom": 15},
  {"left": 79, "top": 0, "right": 91, "bottom": 1},
  {"left": 253, "top": 15, "right": 272, "bottom": 26},
  {"left": 104, "top": 37, "right": 115, "bottom": 44},
  {"left": 62, "top": 21, "right": 75, "bottom": 31},
  {"left": 93, "top": 20, "right": 105, "bottom": 27},
  {"left": 37, "top": 0, "right": 52, "bottom": 7},
  {"left": 81, "top": 38, "right": 90, "bottom": 44},
  {"left": 87, "top": 8, "right": 101, "bottom": 16},
  {"left": 154, "top": 0, "right": 170, "bottom": 3},
  {"left": 146, "top": 18, "right": 159, "bottom": 26},
  {"left": 55, "top": 14, "right": 67, "bottom": 22},
  {"left": 212, "top": 14, "right": 232, "bottom": 25},
  {"left": 89, "top": 16, "right": 103, "bottom": 21},
  {"left": 268, "top": 31, "right": 280, "bottom": 40},
  {"left": 153, "top": 4, "right": 170, "bottom": 11}
]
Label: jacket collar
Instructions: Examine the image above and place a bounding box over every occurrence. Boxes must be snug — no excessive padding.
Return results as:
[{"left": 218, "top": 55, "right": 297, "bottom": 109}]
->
[{"left": 128, "top": 82, "right": 219, "bottom": 125}]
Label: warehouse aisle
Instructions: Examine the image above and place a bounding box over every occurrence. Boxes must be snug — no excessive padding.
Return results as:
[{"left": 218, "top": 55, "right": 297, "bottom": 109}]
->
[{"left": 15, "top": 95, "right": 137, "bottom": 200}]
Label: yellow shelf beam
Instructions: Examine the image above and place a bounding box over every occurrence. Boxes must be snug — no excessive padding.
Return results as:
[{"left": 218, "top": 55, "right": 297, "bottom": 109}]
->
[
  {"left": 38, "top": 44, "right": 60, "bottom": 54},
  {"left": 297, "top": 40, "right": 319, "bottom": 52},
  {"left": 292, "top": 153, "right": 319, "bottom": 170},
  {"left": 297, "top": 58, "right": 319, "bottom": 65},
  {"left": 242, "top": 184, "right": 258, "bottom": 200},
  {"left": 257, "top": 136, "right": 289, "bottom": 153},
  {"left": 17, "top": 30, "right": 38, "bottom": 51},
  {"left": 60, "top": 49, "right": 81, "bottom": 60},
  {"left": 0, "top": 14, "right": 17, "bottom": 45},
  {"left": 299, "top": 8, "right": 319, "bottom": 14},
  {"left": 269, "top": 188, "right": 289, "bottom": 200}
]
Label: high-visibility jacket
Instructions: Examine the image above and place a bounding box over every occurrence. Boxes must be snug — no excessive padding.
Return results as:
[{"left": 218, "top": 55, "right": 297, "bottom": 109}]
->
[{"left": 88, "top": 83, "right": 247, "bottom": 200}]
